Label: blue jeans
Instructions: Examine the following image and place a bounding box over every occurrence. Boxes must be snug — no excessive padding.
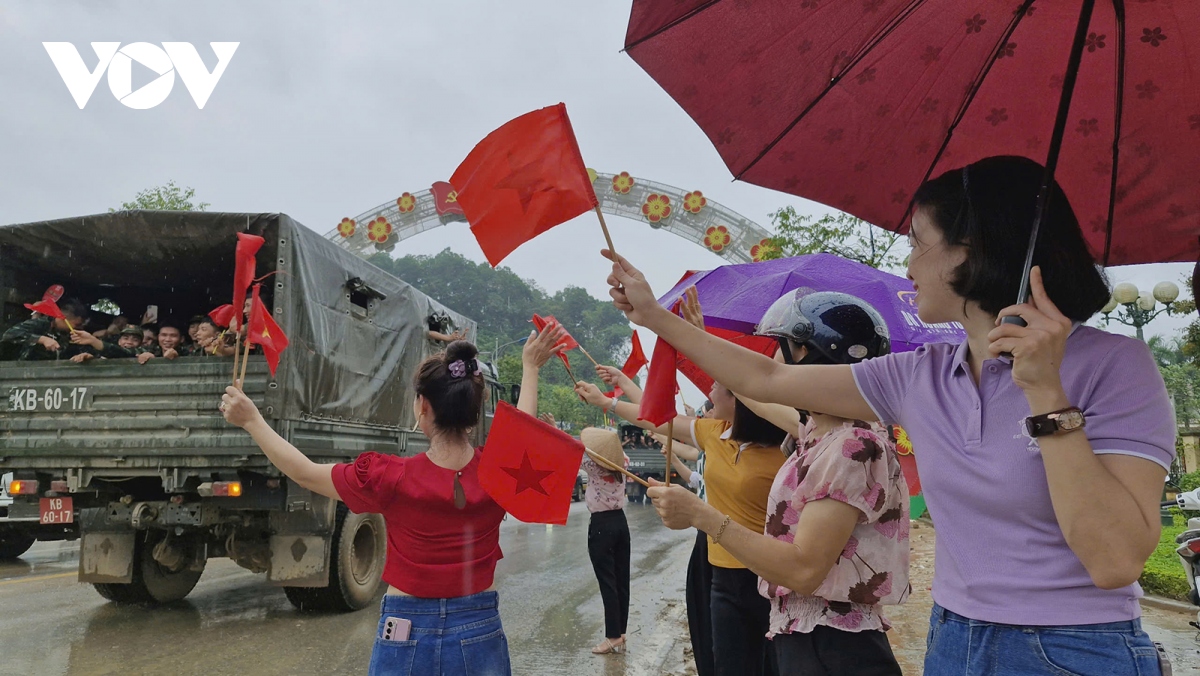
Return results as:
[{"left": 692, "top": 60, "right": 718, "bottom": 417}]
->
[
  {"left": 924, "top": 603, "right": 1161, "bottom": 676},
  {"left": 369, "top": 591, "right": 511, "bottom": 676}
]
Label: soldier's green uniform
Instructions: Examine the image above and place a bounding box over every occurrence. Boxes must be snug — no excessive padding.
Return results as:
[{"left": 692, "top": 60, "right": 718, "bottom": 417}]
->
[{"left": 0, "top": 315, "right": 84, "bottom": 361}]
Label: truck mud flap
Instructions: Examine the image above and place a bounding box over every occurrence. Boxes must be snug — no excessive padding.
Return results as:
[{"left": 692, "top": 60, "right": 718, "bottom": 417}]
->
[
  {"left": 267, "top": 535, "right": 328, "bottom": 586},
  {"left": 78, "top": 532, "right": 135, "bottom": 584}
]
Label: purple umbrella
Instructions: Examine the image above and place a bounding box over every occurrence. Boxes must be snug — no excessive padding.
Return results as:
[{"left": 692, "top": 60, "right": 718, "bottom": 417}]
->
[{"left": 658, "top": 253, "right": 964, "bottom": 354}]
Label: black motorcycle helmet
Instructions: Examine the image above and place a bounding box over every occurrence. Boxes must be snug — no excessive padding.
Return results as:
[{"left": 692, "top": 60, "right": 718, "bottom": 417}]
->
[{"left": 755, "top": 290, "right": 890, "bottom": 366}]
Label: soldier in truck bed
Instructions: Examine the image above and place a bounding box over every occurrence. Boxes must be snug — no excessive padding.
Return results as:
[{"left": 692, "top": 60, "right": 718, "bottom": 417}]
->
[
  {"left": 67, "top": 325, "right": 144, "bottom": 363},
  {"left": 0, "top": 298, "right": 90, "bottom": 361}
]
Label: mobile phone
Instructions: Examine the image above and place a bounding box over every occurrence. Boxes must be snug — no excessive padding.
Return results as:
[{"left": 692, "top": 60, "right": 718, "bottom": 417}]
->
[
  {"left": 382, "top": 616, "right": 412, "bottom": 642},
  {"left": 1154, "top": 642, "right": 1172, "bottom": 676},
  {"left": 144, "top": 305, "right": 159, "bottom": 324}
]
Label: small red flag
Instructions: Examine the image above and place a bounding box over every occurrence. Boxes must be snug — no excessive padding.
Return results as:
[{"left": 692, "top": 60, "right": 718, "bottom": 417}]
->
[
  {"left": 531, "top": 314, "right": 580, "bottom": 350},
  {"left": 247, "top": 285, "right": 289, "bottom": 376},
  {"left": 478, "top": 402, "right": 584, "bottom": 525},
  {"left": 232, "top": 233, "right": 265, "bottom": 330},
  {"left": 431, "top": 181, "right": 466, "bottom": 218},
  {"left": 209, "top": 304, "right": 236, "bottom": 328},
  {"left": 608, "top": 331, "right": 649, "bottom": 399},
  {"left": 638, "top": 337, "right": 679, "bottom": 427},
  {"left": 24, "top": 298, "right": 65, "bottom": 319},
  {"left": 451, "top": 103, "right": 598, "bottom": 266}
]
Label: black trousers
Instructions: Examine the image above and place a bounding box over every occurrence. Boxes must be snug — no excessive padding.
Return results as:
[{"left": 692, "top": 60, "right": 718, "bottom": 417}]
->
[
  {"left": 686, "top": 530, "right": 715, "bottom": 676},
  {"left": 587, "top": 509, "right": 630, "bottom": 639},
  {"left": 710, "top": 565, "right": 773, "bottom": 676},
  {"left": 773, "top": 624, "right": 901, "bottom": 675}
]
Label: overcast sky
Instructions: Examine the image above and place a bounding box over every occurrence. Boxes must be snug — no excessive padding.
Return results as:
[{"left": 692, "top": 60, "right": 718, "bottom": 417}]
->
[{"left": 1, "top": 1, "right": 1193, "bottom": 400}]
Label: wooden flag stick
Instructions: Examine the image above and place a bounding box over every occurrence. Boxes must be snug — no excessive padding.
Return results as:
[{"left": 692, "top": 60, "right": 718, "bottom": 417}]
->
[
  {"left": 237, "top": 338, "right": 252, "bottom": 391},
  {"left": 594, "top": 205, "right": 616, "bottom": 256},
  {"left": 231, "top": 324, "right": 242, "bottom": 387},
  {"left": 561, "top": 358, "right": 580, "bottom": 387},
  {"left": 585, "top": 449, "right": 650, "bottom": 488},
  {"left": 577, "top": 345, "right": 601, "bottom": 368},
  {"left": 665, "top": 419, "right": 675, "bottom": 487}
]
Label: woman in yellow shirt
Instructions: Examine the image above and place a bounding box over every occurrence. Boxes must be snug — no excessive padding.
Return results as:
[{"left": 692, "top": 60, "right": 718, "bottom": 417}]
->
[{"left": 576, "top": 378, "right": 787, "bottom": 676}]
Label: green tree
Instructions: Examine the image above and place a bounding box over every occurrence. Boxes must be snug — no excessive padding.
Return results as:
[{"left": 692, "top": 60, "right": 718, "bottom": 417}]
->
[
  {"left": 759, "top": 208, "right": 905, "bottom": 271},
  {"left": 112, "top": 180, "right": 209, "bottom": 212}
]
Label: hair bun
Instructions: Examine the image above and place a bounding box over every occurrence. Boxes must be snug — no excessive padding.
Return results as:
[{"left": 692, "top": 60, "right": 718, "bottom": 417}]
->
[{"left": 445, "top": 339, "right": 478, "bottom": 364}]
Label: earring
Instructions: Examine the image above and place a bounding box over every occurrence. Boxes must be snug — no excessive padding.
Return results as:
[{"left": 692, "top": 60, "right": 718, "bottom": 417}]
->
[{"left": 409, "top": 410, "right": 423, "bottom": 434}]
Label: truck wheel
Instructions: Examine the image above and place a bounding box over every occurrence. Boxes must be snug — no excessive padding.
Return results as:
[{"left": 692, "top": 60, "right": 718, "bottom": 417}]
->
[
  {"left": 284, "top": 503, "right": 386, "bottom": 612},
  {"left": 0, "top": 526, "right": 36, "bottom": 560},
  {"left": 573, "top": 482, "right": 584, "bottom": 502},
  {"left": 93, "top": 531, "right": 205, "bottom": 605}
]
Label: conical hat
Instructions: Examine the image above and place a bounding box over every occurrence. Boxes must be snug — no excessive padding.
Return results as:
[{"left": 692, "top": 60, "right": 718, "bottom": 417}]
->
[{"left": 580, "top": 427, "right": 623, "bottom": 467}]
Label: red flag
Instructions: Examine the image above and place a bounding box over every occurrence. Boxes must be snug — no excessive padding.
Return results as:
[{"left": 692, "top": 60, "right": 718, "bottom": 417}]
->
[
  {"left": 451, "top": 103, "right": 598, "bottom": 266},
  {"left": 638, "top": 337, "right": 679, "bottom": 426},
  {"left": 247, "top": 285, "right": 289, "bottom": 376},
  {"left": 431, "top": 181, "right": 466, "bottom": 219},
  {"left": 531, "top": 314, "right": 580, "bottom": 350},
  {"left": 209, "top": 304, "right": 235, "bottom": 328},
  {"left": 608, "top": 331, "right": 649, "bottom": 399},
  {"left": 23, "top": 298, "right": 65, "bottom": 319},
  {"left": 232, "top": 233, "right": 265, "bottom": 330},
  {"left": 478, "top": 401, "right": 584, "bottom": 525}
]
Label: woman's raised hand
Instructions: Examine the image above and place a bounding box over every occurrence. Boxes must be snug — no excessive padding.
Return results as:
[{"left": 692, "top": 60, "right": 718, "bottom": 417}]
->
[
  {"left": 221, "top": 384, "right": 265, "bottom": 429},
  {"left": 603, "top": 249, "right": 665, "bottom": 328},
  {"left": 595, "top": 364, "right": 624, "bottom": 388},
  {"left": 522, "top": 322, "right": 568, "bottom": 369},
  {"left": 574, "top": 381, "right": 610, "bottom": 408},
  {"left": 680, "top": 286, "right": 705, "bottom": 331}
]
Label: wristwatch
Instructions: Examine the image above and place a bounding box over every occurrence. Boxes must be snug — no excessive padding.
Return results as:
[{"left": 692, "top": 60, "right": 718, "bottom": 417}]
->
[{"left": 1025, "top": 406, "right": 1085, "bottom": 438}]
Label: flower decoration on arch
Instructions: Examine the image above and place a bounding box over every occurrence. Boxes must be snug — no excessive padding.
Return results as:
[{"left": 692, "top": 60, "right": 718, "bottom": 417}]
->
[
  {"left": 367, "top": 216, "right": 393, "bottom": 244},
  {"left": 682, "top": 190, "right": 707, "bottom": 214},
  {"left": 750, "top": 238, "right": 780, "bottom": 262},
  {"left": 612, "top": 172, "right": 635, "bottom": 195},
  {"left": 396, "top": 192, "right": 417, "bottom": 213},
  {"left": 642, "top": 193, "right": 672, "bottom": 223},
  {"left": 703, "top": 225, "right": 732, "bottom": 253},
  {"left": 337, "top": 218, "right": 356, "bottom": 238}
]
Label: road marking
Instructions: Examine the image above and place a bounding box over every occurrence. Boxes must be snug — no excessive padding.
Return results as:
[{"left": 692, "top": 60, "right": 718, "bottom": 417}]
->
[{"left": 0, "top": 572, "right": 76, "bottom": 586}]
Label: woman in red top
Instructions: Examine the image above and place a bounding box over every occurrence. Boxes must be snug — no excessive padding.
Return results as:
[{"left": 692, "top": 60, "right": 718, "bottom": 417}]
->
[{"left": 220, "top": 327, "right": 566, "bottom": 676}]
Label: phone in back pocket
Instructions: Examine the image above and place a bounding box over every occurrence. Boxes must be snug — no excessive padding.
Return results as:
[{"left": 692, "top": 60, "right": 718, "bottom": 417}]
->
[{"left": 382, "top": 616, "right": 412, "bottom": 642}]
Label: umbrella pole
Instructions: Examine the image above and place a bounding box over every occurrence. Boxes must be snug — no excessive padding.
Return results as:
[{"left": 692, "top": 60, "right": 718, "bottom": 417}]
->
[
  {"left": 665, "top": 420, "right": 674, "bottom": 487},
  {"left": 1004, "top": 0, "right": 1096, "bottom": 325}
]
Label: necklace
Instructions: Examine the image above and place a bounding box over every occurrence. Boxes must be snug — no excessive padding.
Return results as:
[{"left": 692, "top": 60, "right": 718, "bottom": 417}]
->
[{"left": 453, "top": 472, "right": 466, "bottom": 510}]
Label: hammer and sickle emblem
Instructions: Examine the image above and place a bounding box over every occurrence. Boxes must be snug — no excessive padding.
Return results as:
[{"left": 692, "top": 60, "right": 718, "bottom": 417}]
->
[{"left": 445, "top": 191, "right": 458, "bottom": 203}]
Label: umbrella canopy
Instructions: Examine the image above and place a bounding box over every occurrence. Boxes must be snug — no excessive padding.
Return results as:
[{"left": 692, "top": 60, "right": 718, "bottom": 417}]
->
[
  {"left": 626, "top": 1, "right": 1200, "bottom": 266},
  {"left": 658, "top": 254, "right": 965, "bottom": 354}
]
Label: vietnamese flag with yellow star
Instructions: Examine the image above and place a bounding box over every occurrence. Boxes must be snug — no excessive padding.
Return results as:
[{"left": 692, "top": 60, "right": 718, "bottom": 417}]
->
[
  {"left": 450, "top": 103, "right": 598, "bottom": 267},
  {"left": 246, "top": 284, "right": 289, "bottom": 376},
  {"left": 478, "top": 401, "right": 584, "bottom": 525}
]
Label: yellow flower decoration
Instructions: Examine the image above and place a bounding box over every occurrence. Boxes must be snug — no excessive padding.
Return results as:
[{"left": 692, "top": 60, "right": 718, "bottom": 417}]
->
[
  {"left": 396, "top": 192, "right": 416, "bottom": 213},
  {"left": 337, "top": 218, "right": 356, "bottom": 238},
  {"left": 611, "top": 171, "right": 635, "bottom": 195},
  {"left": 367, "top": 216, "right": 393, "bottom": 243},
  {"left": 894, "top": 425, "right": 914, "bottom": 456},
  {"left": 750, "top": 238, "right": 780, "bottom": 262},
  {"left": 586, "top": 168, "right": 598, "bottom": 184},
  {"left": 641, "top": 194, "right": 672, "bottom": 223},
  {"left": 703, "top": 225, "right": 732, "bottom": 253},
  {"left": 682, "top": 190, "right": 707, "bottom": 214}
]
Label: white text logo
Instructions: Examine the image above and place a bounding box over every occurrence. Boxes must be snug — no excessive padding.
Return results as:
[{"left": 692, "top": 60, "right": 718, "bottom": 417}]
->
[{"left": 43, "top": 42, "right": 239, "bottom": 109}]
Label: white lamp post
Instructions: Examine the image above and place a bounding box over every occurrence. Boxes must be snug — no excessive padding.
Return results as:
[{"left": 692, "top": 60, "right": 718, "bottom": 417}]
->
[{"left": 1101, "top": 281, "right": 1180, "bottom": 341}]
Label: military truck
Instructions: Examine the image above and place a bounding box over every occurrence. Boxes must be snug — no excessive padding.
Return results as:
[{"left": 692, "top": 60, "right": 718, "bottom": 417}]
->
[
  {"left": 618, "top": 423, "right": 687, "bottom": 501},
  {"left": 0, "top": 212, "right": 507, "bottom": 609}
]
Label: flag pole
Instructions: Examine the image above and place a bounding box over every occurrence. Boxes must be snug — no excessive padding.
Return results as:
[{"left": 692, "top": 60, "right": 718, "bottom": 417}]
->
[
  {"left": 237, "top": 339, "right": 252, "bottom": 391},
  {"left": 231, "top": 321, "right": 242, "bottom": 388},
  {"left": 577, "top": 345, "right": 601, "bottom": 368},
  {"left": 664, "top": 420, "right": 674, "bottom": 487},
  {"left": 585, "top": 449, "right": 650, "bottom": 488},
  {"left": 594, "top": 206, "right": 616, "bottom": 256}
]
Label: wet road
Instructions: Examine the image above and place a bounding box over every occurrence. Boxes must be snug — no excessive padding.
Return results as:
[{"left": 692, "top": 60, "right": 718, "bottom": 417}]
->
[{"left": 0, "top": 502, "right": 696, "bottom": 676}]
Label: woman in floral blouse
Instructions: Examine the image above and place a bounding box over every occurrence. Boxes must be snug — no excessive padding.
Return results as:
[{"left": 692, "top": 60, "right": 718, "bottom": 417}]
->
[{"left": 647, "top": 291, "right": 909, "bottom": 675}]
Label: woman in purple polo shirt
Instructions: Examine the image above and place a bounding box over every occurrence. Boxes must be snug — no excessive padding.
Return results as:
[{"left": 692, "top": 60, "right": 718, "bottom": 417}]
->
[{"left": 602, "top": 156, "right": 1173, "bottom": 675}]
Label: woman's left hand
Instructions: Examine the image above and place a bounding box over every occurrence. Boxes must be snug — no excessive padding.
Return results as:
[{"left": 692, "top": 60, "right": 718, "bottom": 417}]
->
[
  {"left": 221, "top": 385, "right": 265, "bottom": 429},
  {"left": 646, "top": 478, "right": 705, "bottom": 530},
  {"left": 989, "top": 266, "right": 1070, "bottom": 395},
  {"left": 522, "top": 323, "right": 567, "bottom": 369}
]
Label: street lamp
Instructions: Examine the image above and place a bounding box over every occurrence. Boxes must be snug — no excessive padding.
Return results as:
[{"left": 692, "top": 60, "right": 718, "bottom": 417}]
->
[
  {"left": 1101, "top": 280, "right": 1180, "bottom": 341},
  {"left": 483, "top": 336, "right": 529, "bottom": 362}
]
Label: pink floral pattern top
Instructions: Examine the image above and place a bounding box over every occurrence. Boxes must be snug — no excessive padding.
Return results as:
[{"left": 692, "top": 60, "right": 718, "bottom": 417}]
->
[
  {"left": 582, "top": 455, "right": 628, "bottom": 514},
  {"left": 757, "top": 418, "right": 910, "bottom": 637}
]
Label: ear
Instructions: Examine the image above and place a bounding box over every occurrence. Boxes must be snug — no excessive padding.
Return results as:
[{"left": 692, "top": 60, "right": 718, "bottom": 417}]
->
[{"left": 793, "top": 343, "right": 809, "bottom": 361}]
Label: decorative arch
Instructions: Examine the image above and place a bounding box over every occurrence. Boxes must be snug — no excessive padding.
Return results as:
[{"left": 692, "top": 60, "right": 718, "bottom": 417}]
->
[{"left": 324, "top": 171, "right": 776, "bottom": 263}]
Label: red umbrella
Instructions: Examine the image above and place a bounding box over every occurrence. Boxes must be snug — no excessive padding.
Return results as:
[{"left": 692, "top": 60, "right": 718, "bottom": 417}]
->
[{"left": 625, "top": 1, "right": 1200, "bottom": 274}]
